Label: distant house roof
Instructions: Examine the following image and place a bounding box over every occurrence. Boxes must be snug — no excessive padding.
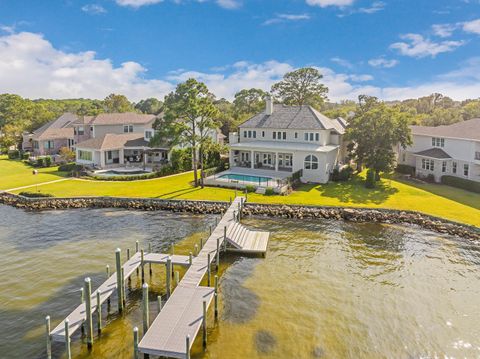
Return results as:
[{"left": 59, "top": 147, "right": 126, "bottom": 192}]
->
[
  {"left": 90, "top": 113, "right": 156, "bottom": 126},
  {"left": 239, "top": 105, "right": 345, "bottom": 134},
  {"left": 411, "top": 118, "right": 480, "bottom": 141},
  {"left": 72, "top": 116, "right": 95, "bottom": 125},
  {"left": 31, "top": 113, "right": 76, "bottom": 140},
  {"left": 414, "top": 148, "right": 452, "bottom": 159},
  {"left": 76, "top": 133, "right": 168, "bottom": 151}
]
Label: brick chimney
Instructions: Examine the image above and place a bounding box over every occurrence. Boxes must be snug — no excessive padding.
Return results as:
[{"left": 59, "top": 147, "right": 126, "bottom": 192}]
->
[{"left": 266, "top": 96, "right": 274, "bottom": 115}]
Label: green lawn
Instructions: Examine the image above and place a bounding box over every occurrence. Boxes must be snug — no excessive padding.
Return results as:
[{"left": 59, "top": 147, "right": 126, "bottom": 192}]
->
[
  {"left": 0, "top": 156, "right": 67, "bottom": 191},
  {"left": 6, "top": 166, "right": 479, "bottom": 227}
]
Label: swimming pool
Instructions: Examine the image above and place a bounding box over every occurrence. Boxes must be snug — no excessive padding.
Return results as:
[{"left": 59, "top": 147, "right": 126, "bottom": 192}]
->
[{"left": 218, "top": 173, "right": 272, "bottom": 185}]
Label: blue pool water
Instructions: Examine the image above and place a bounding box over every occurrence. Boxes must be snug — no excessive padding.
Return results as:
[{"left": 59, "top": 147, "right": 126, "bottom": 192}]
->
[{"left": 219, "top": 173, "right": 272, "bottom": 184}]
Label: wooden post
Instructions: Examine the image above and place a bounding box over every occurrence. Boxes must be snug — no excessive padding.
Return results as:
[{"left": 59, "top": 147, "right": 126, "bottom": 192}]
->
[
  {"left": 207, "top": 253, "right": 211, "bottom": 287},
  {"left": 135, "top": 241, "right": 139, "bottom": 253},
  {"left": 141, "top": 249, "right": 145, "bottom": 283},
  {"left": 142, "top": 283, "right": 149, "bottom": 335},
  {"left": 175, "top": 271, "right": 180, "bottom": 286},
  {"left": 80, "top": 287, "right": 84, "bottom": 303},
  {"left": 194, "top": 244, "right": 198, "bottom": 256},
  {"left": 186, "top": 335, "right": 191, "bottom": 359},
  {"left": 133, "top": 327, "right": 139, "bottom": 359},
  {"left": 106, "top": 264, "right": 111, "bottom": 307},
  {"left": 215, "top": 217, "right": 218, "bottom": 227},
  {"left": 223, "top": 226, "right": 227, "bottom": 252},
  {"left": 84, "top": 277, "right": 94, "bottom": 348},
  {"left": 214, "top": 293, "right": 218, "bottom": 320},
  {"left": 189, "top": 252, "right": 193, "bottom": 265},
  {"left": 127, "top": 248, "right": 130, "bottom": 260},
  {"left": 65, "top": 319, "right": 71, "bottom": 359},
  {"left": 229, "top": 196, "right": 232, "bottom": 204},
  {"left": 157, "top": 296, "right": 162, "bottom": 313},
  {"left": 115, "top": 248, "right": 123, "bottom": 313},
  {"left": 233, "top": 210, "right": 236, "bottom": 221},
  {"left": 202, "top": 300, "right": 207, "bottom": 348},
  {"left": 45, "top": 316, "right": 51, "bottom": 359},
  {"left": 199, "top": 237, "right": 203, "bottom": 250},
  {"left": 238, "top": 202, "right": 241, "bottom": 221},
  {"left": 121, "top": 267, "right": 126, "bottom": 306},
  {"left": 166, "top": 257, "right": 172, "bottom": 299},
  {"left": 209, "top": 225, "right": 212, "bottom": 236},
  {"left": 216, "top": 236, "right": 220, "bottom": 270},
  {"left": 148, "top": 243, "right": 152, "bottom": 275},
  {"left": 97, "top": 290, "right": 102, "bottom": 333},
  {"left": 171, "top": 243, "right": 174, "bottom": 255}
]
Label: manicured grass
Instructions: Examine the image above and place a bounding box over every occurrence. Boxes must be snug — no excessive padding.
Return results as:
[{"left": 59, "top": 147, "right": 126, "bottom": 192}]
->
[
  {"left": 0, "top": 156, "right": 67, "bottom": 191},
  {"left": 9, "top": 169, "right": 480, "bottom": 227}
]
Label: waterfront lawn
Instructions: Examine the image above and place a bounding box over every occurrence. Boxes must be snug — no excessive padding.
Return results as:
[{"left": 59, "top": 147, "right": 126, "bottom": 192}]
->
[
  {"left": 11, "top": 171, "right": 480, "bottom": 227},
  {"left": 0, "top": 156, "right": 67, "bottom": 191}
]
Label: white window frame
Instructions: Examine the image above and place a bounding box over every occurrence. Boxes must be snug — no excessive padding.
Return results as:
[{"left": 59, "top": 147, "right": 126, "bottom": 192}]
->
[
  {"left": 464, "top": 164, "right": 469, "bottom": 177},
  {"left": 452, "top": 161, "right": 457, "bottom": 174},
  {"left": 442, "top": 161, "right": 447, "bottom": 173},
  {"left": 304, "top": 155, "right": 319, "bottom": 170},
  {"left": 124, "top": 124, "right": 134, "bottom": 133}
]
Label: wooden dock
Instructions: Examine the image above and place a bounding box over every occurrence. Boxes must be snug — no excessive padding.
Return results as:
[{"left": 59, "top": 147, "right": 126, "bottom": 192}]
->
[{"left": 48, "top": 197, "right": 270, "bottom": 358}]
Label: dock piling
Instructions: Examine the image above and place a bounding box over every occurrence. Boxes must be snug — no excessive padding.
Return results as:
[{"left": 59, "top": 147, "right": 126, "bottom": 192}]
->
[
  {"left": 216, "top": 236, "right": 220, "bottom": 270},
  {"left": 189, "top": 252, "right": 193, "bottom": 265},
  {"left": 199, "top": 237, "right": 203, "bottom": 250},
  {"left": 148, "top": 243, "right": 152, "bottom": 275},
  {"left": 127, "top": 248, "right": 130, "bottom": 260},
  {"left": 121, "top": 267, "right": 126, "bottom": 306},
  {"left": 142, "top": 283, "right": 150, "bottom": 335},
  {"left": 175, "top": 271, "right": 180, "bottom": 287},
  {"left": 224, "top": 226, "right": 227, "bottom": 252},
  {"left": 186, "top": 335, "right": 191, "bottom": 359},
  {"left": 97, "top": 290, "right": 102, "bottom": 333},
  {"left": 214, "top": 293, "right": 218, "bottom": 320},
  {"left": 45, "top": 316, "right": 51, "bottom": 359},
  {"left": 202, "top": 300, "right": 207, "bottom": 348},
  {"left": 207, "top": 253, "right": 211, "bottom": 287},
  {"left": 84, "top": 277, "right": 94, "bottom": 348},
  {"left": 106, "top": 264, "right": 111, "bottom": 307},
  {"left": 194, "top": 244, "right": 198, "bottom": 256},
  {"left": 141, "top": 249, "right": 145, "bottom": 283},
  {"left": 135, "top": 241, "right": 139, "bottom": 253},
  {"left": 115, "top": 248, "right": 123, "bottom": 313},
  {"left": 157, "top": 296, "right": 162, "bottom": 313},
  {"left": 65, "top": 319, "right": 71, "bottom": 359},
  {"left": 133, "top": 327, "right": 139, "bottom": 359},
  {"left": 166, "top": 257, "right": 172, "bottom": 299}
]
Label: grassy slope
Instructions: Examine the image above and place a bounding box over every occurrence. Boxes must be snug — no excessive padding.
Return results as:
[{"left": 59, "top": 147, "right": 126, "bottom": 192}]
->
[
  {"left": 12, "top": 170, "right": 480, "bottom": 227},
  {"left": 0, "top": 157, "right": 67, "bottom": 191}
]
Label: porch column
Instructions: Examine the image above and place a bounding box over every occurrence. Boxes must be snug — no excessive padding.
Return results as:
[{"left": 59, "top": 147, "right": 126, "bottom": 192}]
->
[
  {"left": 100, "top": 151, "right": 106, "bottom": 168},
  {"left": 229, "top": 149, "right": 234, "bottom": 168},
  {"left": 119, "top": 148, "right": 125, "bottom": 165},
  {"left": 251, "top": 150, "right": 254, "bottom": 169},
  {"left": 275, "top": 152, "right": 279, "bottom": 171}
]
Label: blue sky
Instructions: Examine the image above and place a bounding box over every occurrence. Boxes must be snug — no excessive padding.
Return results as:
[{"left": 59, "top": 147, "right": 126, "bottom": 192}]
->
[{"left": 0, "top": 0, "right": 479, "bottom": 101}]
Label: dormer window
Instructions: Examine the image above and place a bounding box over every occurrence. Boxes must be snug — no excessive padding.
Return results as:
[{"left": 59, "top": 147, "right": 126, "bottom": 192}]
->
[
  {"left": 145, "top": 130, "right": 153, "bottom": 139},
  {"left": 124, "top": 125, "right": 133, "bottom": 133},
  {"left": 77, "top": 126, "right": 84, "bottom": 135},
  {"left": 432, "top": 137, "right": 444, "bottom": 147}
]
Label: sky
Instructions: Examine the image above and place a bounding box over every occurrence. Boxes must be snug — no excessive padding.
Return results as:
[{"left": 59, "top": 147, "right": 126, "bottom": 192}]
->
[{"left": 0, "top": 0, "right": 479, "bottom": 102}]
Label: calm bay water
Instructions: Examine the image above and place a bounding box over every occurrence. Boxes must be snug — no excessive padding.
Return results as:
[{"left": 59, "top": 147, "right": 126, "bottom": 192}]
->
[{"left": 1, "top": 205, "right": 479, "bottom": 358}]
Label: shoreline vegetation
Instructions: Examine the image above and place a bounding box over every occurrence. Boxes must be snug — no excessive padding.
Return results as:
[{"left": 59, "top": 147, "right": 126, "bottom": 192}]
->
[{"left": 1, "top": 157, "right": 480, "bottom": 228}]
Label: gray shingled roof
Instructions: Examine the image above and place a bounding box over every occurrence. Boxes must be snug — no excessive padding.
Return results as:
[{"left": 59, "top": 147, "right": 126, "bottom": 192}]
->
[
  {"left": 411, "top": 118, "right": 480, "bottom": 141},
  {"left": 239, "top": 104, "right": 345, "bottom": 134},
  {"left": 414, "top": 148, "right": 452, "bottom": 159}
]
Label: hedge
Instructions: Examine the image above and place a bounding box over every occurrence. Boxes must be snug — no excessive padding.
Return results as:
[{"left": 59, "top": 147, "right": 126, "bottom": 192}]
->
[
  {"left": 19, "top": 191, "right": 54, "bottom": 198},
  {"left": 441, "top": 175, "right": 480, "bottom": 194}
]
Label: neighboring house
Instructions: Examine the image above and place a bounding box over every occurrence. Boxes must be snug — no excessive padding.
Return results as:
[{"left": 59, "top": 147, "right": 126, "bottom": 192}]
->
[
  {"left": 397, "top": 118, "right": 480, "bottom": 183},
  {"left": 22, "top": 113, "right": 76, "bottom": 156},
  {"left": 73, "top": 113, "right": 168, "bottom": 169},
  {"left": 228, "top": 97, "right": 347, "bottom": 184}
]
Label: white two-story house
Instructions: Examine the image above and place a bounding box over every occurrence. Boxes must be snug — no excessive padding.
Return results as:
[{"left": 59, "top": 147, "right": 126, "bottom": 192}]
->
[
  {"left": 73, "top": 113, "right": 170, "bottom": 169},
  {"left": 397, "top": 118, "right": 480, "bottom": 183},
  {"left": 227, "top": 97, "right": 347, "bottom": 184}
]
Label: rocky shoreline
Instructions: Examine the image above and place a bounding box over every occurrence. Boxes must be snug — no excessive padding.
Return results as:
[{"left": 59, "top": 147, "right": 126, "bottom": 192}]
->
[{"left": 0, "top": 192, "right": 478, "bottom": 240}]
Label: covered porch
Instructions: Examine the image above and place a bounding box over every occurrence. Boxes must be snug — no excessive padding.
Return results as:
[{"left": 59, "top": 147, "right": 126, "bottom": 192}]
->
[{"left": 231, "top": 150, "right": 294, "bottom": 173}]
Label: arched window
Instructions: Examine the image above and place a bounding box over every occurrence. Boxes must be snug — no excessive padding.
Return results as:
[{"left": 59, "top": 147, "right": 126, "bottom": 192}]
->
[{"left": 304, "top": 155, "right": 318, "bottom": 170}]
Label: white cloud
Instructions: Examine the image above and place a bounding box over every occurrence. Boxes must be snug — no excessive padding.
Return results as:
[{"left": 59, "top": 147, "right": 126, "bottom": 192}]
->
[
  {"left": 0, "top": 31, "right": 174, "bottom": 101},
  {"left": 115, "top": 0, "right": 241, "bottom": 9},
  {"left": 306, "top": 0, "right": 355, "bottom": 8},
  {"left": 368, "top": 57, "right": 399, "bottom": 68},
  {"left": 358, "top": 1, "right": 385, "bottom": 14},
  {"left": 263, "top": 13, "right": 311, "bottom": 26},
  {"left": 330, "top": 57, "right": 353, "bottom": 69},
  {"left": 390, "top": 33, "right": 465, "bottom": 58},
  {"left": 462, "top": 18, "right": 480, "bottom": 34},
  {"left": 81, "top": 4, "right": 107, "bottom": 14},
  {"left": 431, "top": 23, "right": 457, "bottom": 38}
]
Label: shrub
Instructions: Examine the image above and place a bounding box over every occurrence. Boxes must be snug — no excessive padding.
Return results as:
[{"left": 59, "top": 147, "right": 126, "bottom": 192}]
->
[
  {"left": 425, "top": 174, "right": 436, "bottom": 183},
  {"left": 245, "top": 185, "right": 256, "bottom": 193},
  {"left": 396, "top": 164, "right": 415, "bottom": 176},
  {"left": 264, "top": 187, "right": 275, "bottom": 196},
  {"left": 22, "top": 152, "right": 30, "bottom": 160},
  {"left": 7, "top": 150, "right": 19, "bottom": 159},
  {"left": 332, "top": 166, "right": 353, "bottom": 182},
  {"left": 19, "top": 191, "right": 54, "bottom": 198},
  {"left": 365, "top": 168, "right": 376, "bottom": 188},
  {"left": 36, "top": 158, "right": 45, "bottom": 167},
  {"left": 58, "top": 163, "right": 82, "bottom": 172},
  {"left": 44, "top": 156, "right": 52, "bottom": 167},
  {"left": 441, "top": 175, "right": 480, "bottom": 194}
]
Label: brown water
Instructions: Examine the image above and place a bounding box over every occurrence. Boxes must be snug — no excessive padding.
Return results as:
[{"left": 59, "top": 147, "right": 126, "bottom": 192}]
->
[{"left": 1, "top": 205, "right": 480, "bottom": 358}]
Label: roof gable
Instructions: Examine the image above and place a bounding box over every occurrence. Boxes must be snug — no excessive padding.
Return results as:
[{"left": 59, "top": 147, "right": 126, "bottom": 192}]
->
[
  {"left": 91, "top": 112, "right": 156, "bottom": 125},
  {"left": 411, "top": 118, "right": 480, "bottom": 141}
]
